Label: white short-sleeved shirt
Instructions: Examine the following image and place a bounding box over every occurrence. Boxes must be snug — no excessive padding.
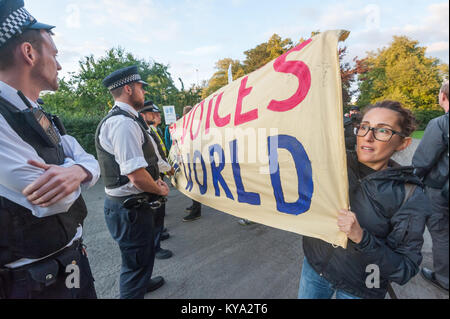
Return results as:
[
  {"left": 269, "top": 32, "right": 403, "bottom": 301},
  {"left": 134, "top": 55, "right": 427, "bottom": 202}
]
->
[
  {"left": 98, "top": 102, "right": 154, "bottom": 197},
  {"left": 0, "top": 80, "right": 100, "bottom": 268}
]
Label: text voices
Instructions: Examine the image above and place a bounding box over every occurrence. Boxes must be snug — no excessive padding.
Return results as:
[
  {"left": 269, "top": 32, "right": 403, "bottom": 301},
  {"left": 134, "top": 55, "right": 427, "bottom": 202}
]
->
[
  {"left": 181, "top": 135, "right": 314, "bottom": 216},
  {"left": 175, "top": 39, "right": 313, "bottom": 144}
]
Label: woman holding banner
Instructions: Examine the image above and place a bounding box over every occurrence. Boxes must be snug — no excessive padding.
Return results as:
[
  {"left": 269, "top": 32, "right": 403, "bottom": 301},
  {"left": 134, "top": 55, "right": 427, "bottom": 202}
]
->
[{"left": 299, "top": 100, "right": 430, "bottom": 299}]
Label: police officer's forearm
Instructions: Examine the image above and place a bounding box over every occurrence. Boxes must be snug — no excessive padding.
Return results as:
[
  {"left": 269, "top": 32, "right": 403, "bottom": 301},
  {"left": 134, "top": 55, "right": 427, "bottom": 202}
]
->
[
  {"left": 61, "top": 134, "right": 100, "bottom": 187},
  {"left": 22, "top": 160, "right": 88, "bottom": 207},
  {"left": 127, "top": 167, "right": 166, "bottom": 196}
]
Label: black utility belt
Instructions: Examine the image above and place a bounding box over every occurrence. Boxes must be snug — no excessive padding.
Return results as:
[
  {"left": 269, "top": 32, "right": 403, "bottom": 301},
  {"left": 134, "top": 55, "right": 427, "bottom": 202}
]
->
[
  {"left": 106, "top": 193, "right": 166, "bottom": 211},
  {"left": 106, "top": 193, "right": 160, "bottom": 203},
  {"left": 4, "top": 239, "right": 82, "bottom": 273},
  {"left": 0, "top": 239, "right": 83, "bottom": 298}
]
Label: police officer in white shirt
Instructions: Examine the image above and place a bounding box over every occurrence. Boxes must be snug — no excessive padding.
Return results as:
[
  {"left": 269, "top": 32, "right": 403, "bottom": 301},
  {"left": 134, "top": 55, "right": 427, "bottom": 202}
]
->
[
  {"left": 95, "top": 66, "right": 170, "bottom": 299},
  {"left": 0, "top": 0, "right": 100, "bottom": 299}
]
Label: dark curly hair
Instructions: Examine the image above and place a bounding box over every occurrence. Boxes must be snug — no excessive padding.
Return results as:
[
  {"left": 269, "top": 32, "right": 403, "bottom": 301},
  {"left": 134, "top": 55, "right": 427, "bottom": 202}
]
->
[{"left": 362, "top": 100, "right": 417, "bottom": 137}]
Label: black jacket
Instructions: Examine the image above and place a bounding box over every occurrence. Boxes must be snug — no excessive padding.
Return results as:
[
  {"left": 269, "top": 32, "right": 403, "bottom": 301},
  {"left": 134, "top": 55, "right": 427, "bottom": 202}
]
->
[
  {"left": 344, "top": 116, "right": 356, "bottom": 150},
  {"left": 344, "top": 114, "right": 362, "bottom": 150},
  {"left": 412, "top": 113, "right": 449, "bottom": 190},
  {"left": 303, "top": 151, "right": 430, "bottom": 299}
]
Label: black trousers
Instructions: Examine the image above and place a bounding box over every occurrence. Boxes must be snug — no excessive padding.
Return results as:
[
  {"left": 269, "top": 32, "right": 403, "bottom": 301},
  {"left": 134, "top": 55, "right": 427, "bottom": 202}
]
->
[
  {"left": 425, "top": 186, "right": 449, "bottom": 289},
  {"left": 192, "top": 200, "right": 201, "bottom": 212},
  {"left": 2, "top": 240, "right": 97, "bottom": 299},
  {"left": 154, "top": 202, "right": 166, "bottom": 251},
  {"left": 104, "top": 196, "right": 156, "bottom": 299}
]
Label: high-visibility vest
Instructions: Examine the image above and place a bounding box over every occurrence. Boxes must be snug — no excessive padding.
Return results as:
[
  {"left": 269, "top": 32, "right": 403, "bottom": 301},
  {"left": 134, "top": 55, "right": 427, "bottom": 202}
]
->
[{"left": 151, "top": 125, "right": 168, "bottom": 157}]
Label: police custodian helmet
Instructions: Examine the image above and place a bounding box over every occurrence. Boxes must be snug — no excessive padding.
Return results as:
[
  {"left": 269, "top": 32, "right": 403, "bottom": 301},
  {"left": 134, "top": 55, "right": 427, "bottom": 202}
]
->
[
  {"left": 140, "top": 101, "right": 161, "bottom": 114},
  {"left": 0, "top": 0, "right": 55, "bottom": 48},
  {"left": 102, "top": 65, "right": 148, "bottom": 91}
]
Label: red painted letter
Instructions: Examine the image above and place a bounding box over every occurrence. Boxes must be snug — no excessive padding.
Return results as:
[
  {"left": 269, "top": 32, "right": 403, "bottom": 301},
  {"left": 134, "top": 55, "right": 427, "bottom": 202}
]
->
[
  {"left": 169, "top": 123, "right": 176, "bottom": 147},
  {"left": 213, "top": 92, "right": 229, "bottom": 127},
  {"left": 181, "top": 108, "right": 194, "bottom": 144},
  {"left": 267, "top": 39, "right": 312, "bottom": 112},
  {"left": 205, "top": 96, "right": 215, "bottom": 135},
  {"left": 235, "top": 76, "right": 258, "bottom": 126},
  {"left": 190, "top": 100, "right": 204, "bottom": 140}
]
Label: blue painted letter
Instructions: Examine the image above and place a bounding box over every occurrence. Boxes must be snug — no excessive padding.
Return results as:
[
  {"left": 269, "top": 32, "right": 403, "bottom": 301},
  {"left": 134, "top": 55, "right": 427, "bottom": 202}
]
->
[
  {"left": 209, "top": 144, "right": 234, "bottom": 200},
  {"left": 182, "top": 153, "right": 194, "bottom": 192},
  {"left": 268, "top": 135, "right": 313, "bottom": 215},
  {"left": 230, "top": 139, "right": 261, "bottom": 205},
  {"left": 193, "top": 150, "right": 208, "bottom": 195}
]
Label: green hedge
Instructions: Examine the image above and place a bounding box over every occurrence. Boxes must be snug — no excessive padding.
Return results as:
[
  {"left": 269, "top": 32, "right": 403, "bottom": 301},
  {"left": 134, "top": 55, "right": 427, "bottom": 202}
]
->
[
  {"left": 412, "top": 109, "right": 445, "bottom": 130},
  {"left": 62, "top": 116, "right": 104, "bottom": 158}
]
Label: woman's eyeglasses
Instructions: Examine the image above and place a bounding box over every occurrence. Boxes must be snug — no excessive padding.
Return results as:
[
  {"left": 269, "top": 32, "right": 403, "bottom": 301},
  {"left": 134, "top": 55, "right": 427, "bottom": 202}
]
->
[{"left": 355, "top": 124, "right": 406, "bottom": 142}]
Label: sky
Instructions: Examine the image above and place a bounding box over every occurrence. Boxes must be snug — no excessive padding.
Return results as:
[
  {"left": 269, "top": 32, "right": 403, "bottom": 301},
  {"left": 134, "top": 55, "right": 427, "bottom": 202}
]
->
[{"left": 27, "top": 0, "right": 449, "bottom": 90}]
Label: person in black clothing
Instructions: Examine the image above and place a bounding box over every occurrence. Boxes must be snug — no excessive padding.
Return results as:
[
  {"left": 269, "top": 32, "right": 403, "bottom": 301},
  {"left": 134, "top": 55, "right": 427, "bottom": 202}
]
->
[
  {"left": 412, "top": 80, "right": 449, "bottom": 292},
  {"left": 299, "top": 100, "right": 430, "bottom": 299},
  {"left": 181, "top": 105, "right": 202, "bottom": 222},
  {"left": 140, "top": 102, "right": 173, "bottom": 260},
  {"left": 184, "top": 200, "right": 201, "bottom": 221},
  {"left": 344, "top": 112, "right": 362, "bottom": 150},
  {"left": 344, "top": 106, "right": 361, "bottom": 118}
]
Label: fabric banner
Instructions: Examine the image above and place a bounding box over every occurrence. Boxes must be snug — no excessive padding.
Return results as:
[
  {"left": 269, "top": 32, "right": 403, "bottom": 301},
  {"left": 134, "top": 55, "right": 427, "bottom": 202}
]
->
[{"left": 169, "top": 30, "right": 350, "bottom": 248}]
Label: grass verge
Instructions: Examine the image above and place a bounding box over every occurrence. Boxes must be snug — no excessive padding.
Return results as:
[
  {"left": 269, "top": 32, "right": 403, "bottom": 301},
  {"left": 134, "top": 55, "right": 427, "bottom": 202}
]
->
[{"left": 412, "top": 131, "right": 424, "bottom": 139}]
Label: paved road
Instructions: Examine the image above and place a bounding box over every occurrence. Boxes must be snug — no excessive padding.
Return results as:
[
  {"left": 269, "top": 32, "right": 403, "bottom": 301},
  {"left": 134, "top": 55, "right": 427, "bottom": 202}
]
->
[{"left": 81, "top": 140, "right": 448, "bottom": 299}]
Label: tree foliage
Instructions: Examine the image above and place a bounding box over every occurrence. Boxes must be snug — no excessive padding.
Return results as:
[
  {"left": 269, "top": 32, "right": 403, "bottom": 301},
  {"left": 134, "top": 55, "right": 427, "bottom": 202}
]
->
[
  {"left": 202, "top": 32, "right": 356, "bottom": 107},
  {"left": 202, "top": 58, "right": 245, "bottom": 98},
  {"left": 39, "top": 34, "right": 448, "bottom": 144},
  {"left": 339, "top": 46, "right": 358, "bottom": 107},
  {"left": 202, "top": 34, "right": 294, "bottom": 99},
  {"left": 242, "top": 34, "right": 293, "bottom": 74},
  {"left": 41, "top": 47, "right": 203, "bottom": 119},
  {"left": 356, "top": 36, "right": 449, "bottom": 111}
]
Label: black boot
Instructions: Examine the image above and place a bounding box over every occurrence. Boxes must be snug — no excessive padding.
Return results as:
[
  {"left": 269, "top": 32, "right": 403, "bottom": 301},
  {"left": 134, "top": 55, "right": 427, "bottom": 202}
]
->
[
  {"left": 160, "top": 231, "right": 170, "bottom": 241},
  {"left": 146, "top": 276, "right": 165, "bottom": 293},
  {"left": 155, "top": 248, "right": 173, "bottom": 259},
  {"left": 421, "top": 267, "right": 449, "bottom": 292},
  {"left": 183, "top": 208, "right": 201, "bottom": 222}
]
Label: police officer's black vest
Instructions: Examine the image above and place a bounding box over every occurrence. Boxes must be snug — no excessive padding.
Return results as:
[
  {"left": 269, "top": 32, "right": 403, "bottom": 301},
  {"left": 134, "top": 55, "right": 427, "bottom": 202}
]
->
[
  {"left": 0, "top": 97, "right": 88, "bottom": 267},
  {"left": 95, "top": 107, "right": 160, "bottom": 190}
]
